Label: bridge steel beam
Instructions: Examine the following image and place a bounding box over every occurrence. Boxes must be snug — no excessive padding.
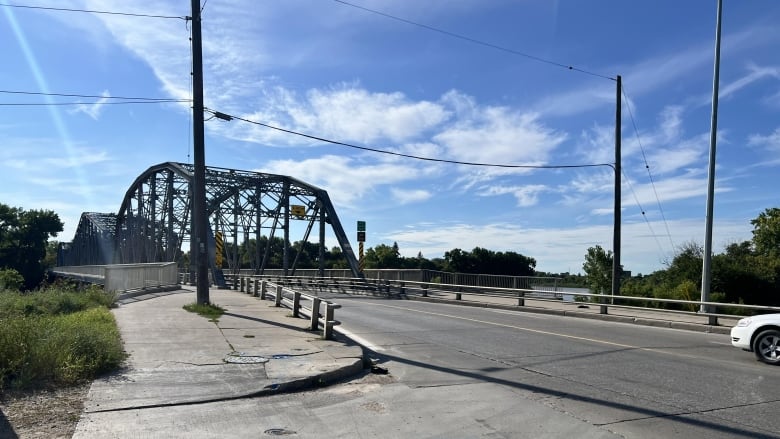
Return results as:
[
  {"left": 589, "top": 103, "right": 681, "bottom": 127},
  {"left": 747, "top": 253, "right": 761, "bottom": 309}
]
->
[{"left": 61, "top": 162, "right": 362, "bottom": 281}]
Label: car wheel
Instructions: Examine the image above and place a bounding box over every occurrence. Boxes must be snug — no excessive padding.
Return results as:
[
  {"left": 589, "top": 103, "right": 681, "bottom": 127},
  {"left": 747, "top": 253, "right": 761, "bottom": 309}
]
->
[{"left": 753, "top": 329, "right": 780, "bottom": 365}]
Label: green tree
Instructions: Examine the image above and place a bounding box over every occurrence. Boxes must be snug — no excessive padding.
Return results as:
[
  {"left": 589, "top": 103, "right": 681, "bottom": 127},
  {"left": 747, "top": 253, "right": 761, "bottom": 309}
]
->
[
  {"left": 0, "top": 203, "right": 63, "bottom": 289},
  {"left": 582, "top": 245, "right": 612, "bottom": 295},
  {"left": 751, "top": 207, "right": 780, "bottom": 257},
  {"left": 364, "top": 242, "right": 401, "bottom": 269}
]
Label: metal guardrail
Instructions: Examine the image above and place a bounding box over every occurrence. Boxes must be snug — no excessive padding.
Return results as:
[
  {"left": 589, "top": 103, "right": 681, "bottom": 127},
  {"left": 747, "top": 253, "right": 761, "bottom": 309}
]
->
[
  {"left": 234, "top": 276, "right": 341, "bottom": 340},
  {"left": 231, "top": 275, "right": 780, "bottom": 327}
]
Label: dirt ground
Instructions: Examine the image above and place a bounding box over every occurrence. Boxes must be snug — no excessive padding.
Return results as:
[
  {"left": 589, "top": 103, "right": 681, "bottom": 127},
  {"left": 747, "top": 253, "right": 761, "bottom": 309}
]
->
[{"left": 0, "top": 382, "right": 90, "bottom": 439}]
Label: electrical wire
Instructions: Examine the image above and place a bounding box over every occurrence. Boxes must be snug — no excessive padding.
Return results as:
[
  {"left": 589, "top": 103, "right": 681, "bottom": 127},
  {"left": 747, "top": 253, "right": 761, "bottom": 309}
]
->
[
  {"left": 0, "top": 3, "right": 188, "bottom": 20},
  {"left": 332, "top": 0, "right": 615, "bottom": 81},
  {"left": 0, "top": 89, "right": 191, "bottom": 102},
  {"left": 0, "top": 100, "right": 187, "bottom": 106},
  {"left": 204, "top": 107, "right": 614, "bottom": 170},
  {"left": 621, "top": 169, "right": 667, "bottom": 257},
  {"left": 621, "top": 83, "right": 675, "bottom": 251}
]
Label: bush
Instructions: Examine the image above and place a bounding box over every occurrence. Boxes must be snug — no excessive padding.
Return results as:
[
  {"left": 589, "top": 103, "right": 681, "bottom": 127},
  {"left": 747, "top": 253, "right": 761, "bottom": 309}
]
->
[
  {"left": 0, "top": 286, "right": 124, "bottom": 390},
  {"left": 0, "top": 268, "right": 24, "bottom": 291}
]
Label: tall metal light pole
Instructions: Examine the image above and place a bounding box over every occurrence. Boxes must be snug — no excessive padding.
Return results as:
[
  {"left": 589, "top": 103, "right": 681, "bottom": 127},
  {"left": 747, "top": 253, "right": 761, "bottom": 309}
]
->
[
  {"left": 701, "top": 0, "right": 723, "bottom": 325},
  {"left": 191, "top": 0, "right": 210, "bottom": 304}
]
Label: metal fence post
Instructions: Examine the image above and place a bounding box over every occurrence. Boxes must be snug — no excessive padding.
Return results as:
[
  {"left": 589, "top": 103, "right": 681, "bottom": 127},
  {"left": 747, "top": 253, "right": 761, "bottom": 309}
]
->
[
  {"left": 517, "top": 291, "right": 525, "bottom": 306},
  {"left": 275, "top": 285, "right": 283, "bottom": 307},
  {"left": 261, "top": 280, "right": 267, "bottom": 300},
  {"left": 293, "top": 291, "right": 301, "bottom": 317},
  {"left": 422, "top": 284, "right": 428, "bottom": 297},
  {"left": 310, "top": 297, "right": 321, "bottom": 331}
]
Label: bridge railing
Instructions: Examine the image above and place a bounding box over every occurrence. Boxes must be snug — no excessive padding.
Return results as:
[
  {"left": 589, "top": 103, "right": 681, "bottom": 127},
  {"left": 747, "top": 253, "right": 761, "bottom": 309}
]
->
[
  {"left": 232, "top": 277, "right": 340, "bottom": 340},
  {"left": 53, "top": 262, "right": 179, "bottom": 293},
  {"left": 233, "top": 275, "right": 780, "bottom": 327}
]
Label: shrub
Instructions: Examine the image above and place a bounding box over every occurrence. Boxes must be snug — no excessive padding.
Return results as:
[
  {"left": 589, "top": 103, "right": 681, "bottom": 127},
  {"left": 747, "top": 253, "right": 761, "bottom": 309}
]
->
[
  {"left": 0, "top": 286, "right": 123, "bottom": 390},
  {"left": 0, "top": 268, "right": 24, "bottom": 291}
]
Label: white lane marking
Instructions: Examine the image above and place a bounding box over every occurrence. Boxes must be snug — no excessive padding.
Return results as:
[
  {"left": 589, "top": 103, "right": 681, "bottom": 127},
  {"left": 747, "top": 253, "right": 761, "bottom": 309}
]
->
[
  {"left": 336, "top": 326, "right": 384, "bottom": 351},
  {"left": 361, "top": 301, "right": 722, "bottom": 362},
  {"left": 489, "top": 309, "right": 544, "bottom": 318}
]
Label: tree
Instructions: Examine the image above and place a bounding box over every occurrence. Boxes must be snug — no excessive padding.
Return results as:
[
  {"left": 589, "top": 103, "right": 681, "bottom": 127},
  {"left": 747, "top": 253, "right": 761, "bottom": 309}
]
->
[
  {"left": 0, "top": 203, "right": 63, "bottom": 289},
  {"left": 364, "top": 243, "right": 401, "bottom": 269},
  {"left": 751, "top": 207, "right": 780, "bottom": 257},
  {"left": 582, "top": 245, "right": 612, "bottom": 295}
]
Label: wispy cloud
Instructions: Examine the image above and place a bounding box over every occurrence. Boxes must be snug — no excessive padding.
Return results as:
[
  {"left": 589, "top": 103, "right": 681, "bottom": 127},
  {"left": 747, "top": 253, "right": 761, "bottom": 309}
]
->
[
  {"left": 748, "top": 127, "right": 780, "bottom": 152},
  {"left": 390, "top": 188, "right": 432, "bottom": 205},
  {"left": 72, "top": 90, "right": 111, "bottom": 119}
]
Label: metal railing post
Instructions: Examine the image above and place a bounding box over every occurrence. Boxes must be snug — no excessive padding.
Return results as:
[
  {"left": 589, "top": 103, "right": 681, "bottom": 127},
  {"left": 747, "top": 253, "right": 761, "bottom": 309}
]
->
[
  {"left": 422, "top": 284, "right": 428, "bottom": 297},
  {"left": 261, "top": 280, "right": 267, "bottom": 300},
  {"left": 517, "top": 291, "right": 524, "bottom": 306},
  {"left": 275, "top": 285, "right": 283, "bottom": 307},
  {"left": 310, "top": 297, "right": 321, "bottom": 331},
  {"left": 293, "top": 291, "right": 301, "bottom": 317}
]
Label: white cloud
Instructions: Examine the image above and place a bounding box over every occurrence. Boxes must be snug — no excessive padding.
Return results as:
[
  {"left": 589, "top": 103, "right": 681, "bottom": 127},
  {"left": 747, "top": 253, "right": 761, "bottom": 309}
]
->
[
  {"left": 387, "top": 217, "right": 751, "bottom": 275},
  {"left": 306, "top": 87, "right": 451, "bottom": 143},
  {"left": 748, "top": 127, "right": 780, "bottom": 151},
  {"left": 72, "top": 90, "right": 111, "bottom": 120},
  {"left": 478, "top": 184, "right": 547, "bottom": 207},
  {"left": 390, "top": 188, "right": 432, "bottom": 205},
  {"left": 257, "top": 155, "right": 421, "bottom": 209},
  {"left": 435, "top": 108, "right": 567, "bottom": 165}
]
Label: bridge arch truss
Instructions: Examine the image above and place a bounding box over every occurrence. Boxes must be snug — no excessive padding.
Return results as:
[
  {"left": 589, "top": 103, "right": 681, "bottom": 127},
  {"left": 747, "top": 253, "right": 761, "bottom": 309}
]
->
[{"left": 59, "top": 162, "right": 361, "bottom": 279}]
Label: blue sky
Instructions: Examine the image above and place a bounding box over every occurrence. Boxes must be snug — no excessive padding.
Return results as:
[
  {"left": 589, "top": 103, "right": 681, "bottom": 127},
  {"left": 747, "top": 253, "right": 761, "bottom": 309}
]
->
[{"left": 1, "top": 1, "right": 779, "bottom": 275}]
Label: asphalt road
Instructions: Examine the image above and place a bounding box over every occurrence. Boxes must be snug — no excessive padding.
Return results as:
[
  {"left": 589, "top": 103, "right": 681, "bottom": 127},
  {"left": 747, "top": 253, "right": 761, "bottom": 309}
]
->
[{"left": 325, "top": 294, "right": 780, "bottom": 438}]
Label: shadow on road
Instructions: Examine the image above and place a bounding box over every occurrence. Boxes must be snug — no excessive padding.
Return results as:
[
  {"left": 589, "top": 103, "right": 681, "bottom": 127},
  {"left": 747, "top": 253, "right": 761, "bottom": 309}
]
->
[{"left": 364, "top": 348, "right": 778, "bottom": 439}]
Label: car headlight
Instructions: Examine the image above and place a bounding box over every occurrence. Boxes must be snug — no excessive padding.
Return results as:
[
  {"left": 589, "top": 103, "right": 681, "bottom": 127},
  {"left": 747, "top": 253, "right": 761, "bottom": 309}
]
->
[{"left": 736, "top": 318, "right": 752, "bottom": 327}]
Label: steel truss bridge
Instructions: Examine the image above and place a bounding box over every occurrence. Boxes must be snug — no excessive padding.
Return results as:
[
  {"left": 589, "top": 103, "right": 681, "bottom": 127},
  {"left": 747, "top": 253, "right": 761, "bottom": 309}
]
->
[{"left": 57, "top": 162, "right": 361, "bottom": 284}]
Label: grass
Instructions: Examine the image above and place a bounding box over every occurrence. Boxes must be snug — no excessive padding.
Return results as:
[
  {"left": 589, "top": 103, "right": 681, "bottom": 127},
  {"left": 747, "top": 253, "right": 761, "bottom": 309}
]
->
[
  {"left": 0, "top": 284, "right": 125, "bottom": 390},
  {"left": 183, "top": 302, "right": 225, "bottom": 322}
]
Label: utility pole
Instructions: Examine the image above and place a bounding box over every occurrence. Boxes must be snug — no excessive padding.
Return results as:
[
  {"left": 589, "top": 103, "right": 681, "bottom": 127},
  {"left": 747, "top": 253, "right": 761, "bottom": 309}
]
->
[
  {"left": 701, "top": 0, "right": 722, "bottom": 325},
  {"left": 191, "top": 0, "right": 209, "bottom": 304},
  {"left": 605, "top": 75, "right": 622, "bottom": 314}
]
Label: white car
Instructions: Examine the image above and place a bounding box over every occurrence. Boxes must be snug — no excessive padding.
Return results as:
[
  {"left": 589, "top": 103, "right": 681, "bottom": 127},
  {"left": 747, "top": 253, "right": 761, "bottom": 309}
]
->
[{"left": 731, "top": 314, "right": 780, "bottom": 364}]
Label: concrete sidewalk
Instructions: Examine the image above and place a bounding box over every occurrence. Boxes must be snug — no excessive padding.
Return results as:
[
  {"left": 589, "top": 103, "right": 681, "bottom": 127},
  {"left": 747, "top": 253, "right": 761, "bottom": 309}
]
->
[{"left": 73, "top": 288, "right": 364, "bottom": 438}]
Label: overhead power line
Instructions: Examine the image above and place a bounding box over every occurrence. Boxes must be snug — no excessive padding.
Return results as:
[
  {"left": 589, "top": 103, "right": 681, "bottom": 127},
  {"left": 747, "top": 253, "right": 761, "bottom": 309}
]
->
[
  {"left": 621, "top": 84, "right": 675, "bottom": 251},
  {"left": 0, "top": 3, "right": 188, "bottom": 20},
  {"left": 0, "top": 100, "right": 187, "bottom": 106},
  {"left": 0, "top": 89, "right": 191, "bottom": 102},
  {"left": 332, "top": 0, "right": 615, "bottom": 81},
  {"left": 204, "top": 107, "right": 613, "bottom": 170}
]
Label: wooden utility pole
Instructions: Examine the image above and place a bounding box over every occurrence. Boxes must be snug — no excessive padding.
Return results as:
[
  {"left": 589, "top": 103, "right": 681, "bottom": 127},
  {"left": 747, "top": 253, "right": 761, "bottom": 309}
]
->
[
  {"left": 191, "top": 0, "right": 209, "bottom": 304},
  {"left": 605, "top": 75, "right": 622, "bottom": 314}
]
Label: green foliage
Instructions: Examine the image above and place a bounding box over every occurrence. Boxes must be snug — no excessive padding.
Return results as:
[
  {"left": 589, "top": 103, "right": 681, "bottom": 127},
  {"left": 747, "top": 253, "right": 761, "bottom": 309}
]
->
[
  {"left": 0, "top": 286, "right": 123, "bottom": 390},
  {"left": 443, "top": 247, "right": 536, "bottom": 276},
  {"left": 0, "top": 268, "right": 24, "bottom": 291},
  {"left": 364, "top": 242, "right": 401, "bottom": 269},
  {"left": 0, "top": 284, "right": 115, "bottom": 319},
  {"left": 183, "top": 302, "right": 225, "bottom": 322},
  {"left": 751, "top": 207, "right": 780, "bottom": 257},
  {"left": 582, "top": 245, "right": 613, "bottom": 296},
  {"left": 0, "top": 203, "right": 64, "bottom": 290}
]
